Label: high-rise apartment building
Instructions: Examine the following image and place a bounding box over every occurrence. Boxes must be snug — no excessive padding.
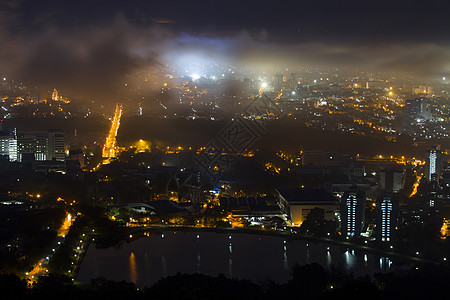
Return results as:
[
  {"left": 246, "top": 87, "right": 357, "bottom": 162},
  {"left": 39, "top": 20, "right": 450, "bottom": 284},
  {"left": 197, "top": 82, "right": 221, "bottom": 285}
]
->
[
  {"left": 425, "top": 145, "right": 442, "bottom": 182},
  {"left": 341, "top": 189, "right": 365, "bottom": 237},
  {"left": 376, "top": 193, "right": 399, "bottom": 242}
]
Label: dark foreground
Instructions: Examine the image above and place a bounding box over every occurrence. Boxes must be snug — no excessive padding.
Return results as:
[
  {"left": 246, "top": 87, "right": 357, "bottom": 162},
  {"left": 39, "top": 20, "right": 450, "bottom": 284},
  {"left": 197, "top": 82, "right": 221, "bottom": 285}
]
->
[{"left": 2, "top": 262, "right": 449, "bottom": 299}]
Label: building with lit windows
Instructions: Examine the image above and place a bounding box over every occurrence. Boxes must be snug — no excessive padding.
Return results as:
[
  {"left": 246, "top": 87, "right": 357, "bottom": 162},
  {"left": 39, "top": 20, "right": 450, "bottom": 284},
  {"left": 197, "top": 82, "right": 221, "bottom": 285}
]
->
[
  {"left": 17, "top": 130, "right": 65, "bottom": 162},
  {"left": 375, "top": 193, "right": 399, "bottom": 242},
  {"left": 425, "top": 146, "right": 442, "bottom": 182},
  {"left": 0, "top": 128, "right": 17, "bottom": 161},
  {"left": 341, "top": 189, "right": 365, "bottom": 237},
  {"left": 17, "top": 132, "right": 48, "bottom": 161},
  {"left": 47, "top": 129, "right": 65, "bottom": 161},
  {"left": 406, "top": 97, "right": 432, "bottom": 122}
]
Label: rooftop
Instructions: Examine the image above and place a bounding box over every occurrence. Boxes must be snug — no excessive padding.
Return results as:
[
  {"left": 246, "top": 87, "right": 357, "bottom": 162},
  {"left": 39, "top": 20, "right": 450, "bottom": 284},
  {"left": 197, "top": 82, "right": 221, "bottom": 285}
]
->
[{"left": 276, "top": 188, "right": 338, "bottom": 204}]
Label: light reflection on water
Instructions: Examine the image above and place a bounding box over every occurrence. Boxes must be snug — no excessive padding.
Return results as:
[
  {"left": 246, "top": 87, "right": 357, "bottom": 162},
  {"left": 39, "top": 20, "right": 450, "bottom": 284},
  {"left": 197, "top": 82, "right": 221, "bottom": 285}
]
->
[
  {"left": 78, "top": 231, "right": 402, "bottom": 287},
  {"left": 129, "top": 252, "right": 137, "bottom": 284},
  {"left": 196, "top": 252, "right": 201, "bottom": 273},
  {"left": 283, "top": 245, "right": 288, "bottom": 270},
  {"left": 379, "top": 257, "right": 392, "bottom": 271}
]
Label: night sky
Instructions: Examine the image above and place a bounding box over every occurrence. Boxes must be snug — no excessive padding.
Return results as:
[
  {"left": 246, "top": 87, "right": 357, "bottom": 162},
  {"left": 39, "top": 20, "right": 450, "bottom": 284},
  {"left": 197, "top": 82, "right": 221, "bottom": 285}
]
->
[
  {"left": 6, "top": 0, "right": 450, "bottom": 43},
  {"left": 1, "top": 0, "right": 450, "bottom": 98}
]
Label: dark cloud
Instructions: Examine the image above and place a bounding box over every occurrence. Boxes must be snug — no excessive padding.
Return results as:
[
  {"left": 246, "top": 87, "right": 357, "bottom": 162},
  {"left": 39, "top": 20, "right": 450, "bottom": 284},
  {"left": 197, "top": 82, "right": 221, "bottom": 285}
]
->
[
  {"left": 0, "top": 15, "right": 165, "bottom": 100},
  {"left": 0, "top": 1, "right": 449, "bottom": 102},
  {"left": 21, "top": 33, "right": 146, "bottom": 97},
  {"left": 236, "top": 42, "right": 450, "bottom": 78}
]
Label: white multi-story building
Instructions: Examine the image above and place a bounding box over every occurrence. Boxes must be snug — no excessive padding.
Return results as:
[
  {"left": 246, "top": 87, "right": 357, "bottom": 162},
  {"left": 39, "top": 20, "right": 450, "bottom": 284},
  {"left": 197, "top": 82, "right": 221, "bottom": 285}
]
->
[
  {"left": 0, "top": 129, "right": 67, "bottom": 162},
  {"left": 376, "top": 194, "right": 398, "bottom": 243},
  {"left": 426, "top": 146, "right": 442, "bottom": 182},
  {"left": 0, "top": 128, "right": 17, "bottom": 161},
  {"left": 341, "top": 190, "right": 365, "bottom": 237}
]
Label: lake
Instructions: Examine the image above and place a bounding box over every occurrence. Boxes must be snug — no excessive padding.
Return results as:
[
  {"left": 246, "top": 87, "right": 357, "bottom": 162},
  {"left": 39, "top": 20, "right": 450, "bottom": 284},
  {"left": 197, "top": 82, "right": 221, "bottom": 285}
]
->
[{"left": 77, "top": 230, "right": 404, "bottom": 287}]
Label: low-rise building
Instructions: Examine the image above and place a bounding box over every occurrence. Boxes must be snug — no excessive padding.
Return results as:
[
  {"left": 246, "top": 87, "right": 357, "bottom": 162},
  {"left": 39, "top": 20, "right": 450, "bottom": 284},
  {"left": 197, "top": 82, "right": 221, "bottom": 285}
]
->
[{"left": 276, "top": 188, "right": 339, "bottom": 226}]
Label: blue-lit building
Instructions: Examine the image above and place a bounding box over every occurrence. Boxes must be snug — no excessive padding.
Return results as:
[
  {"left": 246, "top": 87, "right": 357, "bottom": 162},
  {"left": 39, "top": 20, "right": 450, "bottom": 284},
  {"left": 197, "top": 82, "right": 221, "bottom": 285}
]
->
[
  {"left": 341, "top": 189, "right": 365, "bottom": 237},
  {"left": 425, "top": 145, "right": 442, "bottom": 182},
  {"left": 375, "top": 193, "right": 399, "bottom": 242}
]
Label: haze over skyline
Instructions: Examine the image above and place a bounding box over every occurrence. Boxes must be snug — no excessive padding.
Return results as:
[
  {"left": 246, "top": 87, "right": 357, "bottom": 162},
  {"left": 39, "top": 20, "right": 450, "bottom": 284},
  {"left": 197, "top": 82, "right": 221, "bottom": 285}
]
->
[{"left": 1, "top": 0, "right": 450, "bottom": 100}]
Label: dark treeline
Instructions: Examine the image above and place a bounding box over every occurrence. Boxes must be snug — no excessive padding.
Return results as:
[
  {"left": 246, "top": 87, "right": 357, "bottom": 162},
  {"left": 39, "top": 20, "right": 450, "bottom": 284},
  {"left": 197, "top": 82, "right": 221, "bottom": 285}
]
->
[
  {"left": 118, "top": 117, "right": 430, "bottom": 158},
  {"left": 3, "top": 116, "right": 108, "bottom": 137},
  {"left": 3, "top": 115, "right": 436, "bottom": 158},
  {"left": 1, "top": 262, "right": 448, "bottom": 299}
]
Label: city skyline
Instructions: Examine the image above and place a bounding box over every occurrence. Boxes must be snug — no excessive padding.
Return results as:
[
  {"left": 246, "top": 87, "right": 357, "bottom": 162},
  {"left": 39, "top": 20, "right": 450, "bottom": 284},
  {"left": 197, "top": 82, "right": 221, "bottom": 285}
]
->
[{"left": 1, "top": 1, "right": 450, "bottom": 297}]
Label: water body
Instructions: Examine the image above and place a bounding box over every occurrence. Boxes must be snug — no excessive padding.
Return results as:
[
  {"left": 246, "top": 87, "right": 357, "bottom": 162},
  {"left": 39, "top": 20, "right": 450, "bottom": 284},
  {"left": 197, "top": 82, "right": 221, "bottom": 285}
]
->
[{"left": 77, "top": 231, "right": 405, "bottom": 287}]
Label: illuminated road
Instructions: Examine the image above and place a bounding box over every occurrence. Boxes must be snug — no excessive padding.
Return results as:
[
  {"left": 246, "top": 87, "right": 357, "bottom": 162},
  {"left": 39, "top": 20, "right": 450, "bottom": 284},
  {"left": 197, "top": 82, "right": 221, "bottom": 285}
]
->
[
  {"left": 26, "top": 211, "right": 74, "bottom": 284},
  {"left": 58, "top": 212, "right": 73, "bottom": 237},
  {"left": 102, "top": 103, "right": 123, "bottom": 159},
  {"left": 410, "top": 172, "right": 422, "bottom": 197},
  {"left": 27, "top": 258, "right": 45, "bottom": 284}
]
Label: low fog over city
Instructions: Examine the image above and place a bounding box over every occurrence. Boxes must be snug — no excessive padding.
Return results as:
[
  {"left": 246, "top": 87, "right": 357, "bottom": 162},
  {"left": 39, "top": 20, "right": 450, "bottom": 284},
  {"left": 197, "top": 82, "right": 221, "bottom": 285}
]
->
[{"left": 1, "top": 1, "right": 450, "bottom": 298}]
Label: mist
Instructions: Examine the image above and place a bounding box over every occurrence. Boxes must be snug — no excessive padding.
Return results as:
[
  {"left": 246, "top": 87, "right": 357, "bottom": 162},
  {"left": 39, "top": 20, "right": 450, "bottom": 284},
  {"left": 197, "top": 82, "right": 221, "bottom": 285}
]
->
[{"left": 0, "top": 2, "right": 449, "bottom": 102}]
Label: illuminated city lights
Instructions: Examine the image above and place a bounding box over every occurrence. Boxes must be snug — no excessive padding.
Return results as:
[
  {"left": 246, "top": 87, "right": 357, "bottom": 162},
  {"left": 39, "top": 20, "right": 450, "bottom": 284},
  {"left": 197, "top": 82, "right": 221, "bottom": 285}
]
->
[
  {"left": 0, "top": 1, "right": 449, "bottom": 297},
  {"left": 102, "top": 103, "right": 123, "bottom": 159}
]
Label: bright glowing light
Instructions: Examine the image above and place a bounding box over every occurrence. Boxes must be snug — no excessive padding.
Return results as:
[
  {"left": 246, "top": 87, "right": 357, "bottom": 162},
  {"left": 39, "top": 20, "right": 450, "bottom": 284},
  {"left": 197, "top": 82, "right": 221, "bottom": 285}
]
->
[
  {"left": 103, "top": 103, "right": 122, "bottom": 159},
  {"left": 191, "top": 74, "right": 200, "bottom": 80},
  {"left": 292, "top": 91, "right": 296, "bottom": 95},
  {"left": 443, "top": 77, "right": 446, "bottom": 81},
  {"left": 261, "top": 82, "right": 267, "bottom": 88}
]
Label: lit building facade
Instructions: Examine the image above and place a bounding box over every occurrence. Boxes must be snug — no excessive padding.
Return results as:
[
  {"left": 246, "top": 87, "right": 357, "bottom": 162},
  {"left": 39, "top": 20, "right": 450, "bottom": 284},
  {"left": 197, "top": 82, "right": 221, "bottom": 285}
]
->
[
  {"left": 277, "top": 188, "right": 339, "bottom": 226},
  {"left": 18, "top": 132, "right": 48, "bottom": 161},
  {"left": 17, "top": 130, "right": 65, "bottom": 162},
  {"left": 341, "top": 189, "right": 365, "bottom": 237},
  {"left": 425, "top": 146, "right": 442, "bottom": 182},
  {"left": 375, "top": 193, "right": 399, "bottom": 242},
  {"left": 0, "top": 128, "right": 17, "bottom": 161}
]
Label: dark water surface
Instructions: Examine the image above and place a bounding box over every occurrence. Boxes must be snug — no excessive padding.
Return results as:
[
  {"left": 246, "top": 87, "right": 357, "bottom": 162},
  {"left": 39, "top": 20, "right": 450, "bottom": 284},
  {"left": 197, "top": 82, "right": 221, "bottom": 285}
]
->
[{"left": 77, "top": 231, "right": 403, "bottom": 287}]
